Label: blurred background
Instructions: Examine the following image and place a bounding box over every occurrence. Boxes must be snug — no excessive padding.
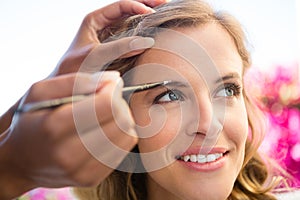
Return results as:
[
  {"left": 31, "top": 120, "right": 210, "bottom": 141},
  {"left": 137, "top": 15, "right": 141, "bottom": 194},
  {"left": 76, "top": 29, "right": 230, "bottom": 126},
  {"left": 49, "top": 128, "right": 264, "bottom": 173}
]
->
[{"left": 0, "top": 0, "right": 299, "bottom": 199}]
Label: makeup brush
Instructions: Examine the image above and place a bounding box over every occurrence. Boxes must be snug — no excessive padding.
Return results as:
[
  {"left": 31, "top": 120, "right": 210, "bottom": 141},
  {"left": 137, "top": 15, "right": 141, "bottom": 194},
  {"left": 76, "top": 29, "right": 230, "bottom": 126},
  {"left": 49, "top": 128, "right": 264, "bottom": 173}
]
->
[{"left": 16, "top": 80, "right": 171, "bottom": 113}]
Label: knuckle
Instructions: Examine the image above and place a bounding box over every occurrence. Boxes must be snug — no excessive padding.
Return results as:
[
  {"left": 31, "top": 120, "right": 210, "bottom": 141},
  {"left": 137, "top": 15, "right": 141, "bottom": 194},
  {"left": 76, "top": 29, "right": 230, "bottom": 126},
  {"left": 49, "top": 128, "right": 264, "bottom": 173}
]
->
[
  {"left": 82, "top": 13, "right": 95, "bottom": 27},
  {"left": 27, "top": 81, "right": 44, "bottom": 101},
  {"left": 29, "top": 82, "right": 39, "bottom": 93}
]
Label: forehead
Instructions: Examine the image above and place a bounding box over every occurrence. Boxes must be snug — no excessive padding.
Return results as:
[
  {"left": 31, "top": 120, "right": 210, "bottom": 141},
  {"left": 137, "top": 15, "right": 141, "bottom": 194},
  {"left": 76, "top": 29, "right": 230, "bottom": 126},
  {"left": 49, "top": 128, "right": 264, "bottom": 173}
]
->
[{"left": 127, "top": 23, "right": 243, "bottom": 85}]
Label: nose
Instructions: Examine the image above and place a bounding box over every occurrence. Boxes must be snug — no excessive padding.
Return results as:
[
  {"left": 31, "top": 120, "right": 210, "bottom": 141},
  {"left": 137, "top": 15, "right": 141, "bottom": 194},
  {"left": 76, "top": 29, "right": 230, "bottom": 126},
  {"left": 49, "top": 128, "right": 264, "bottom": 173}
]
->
[{"left": 185, "top": 94, "right": 223, "bottom": 145}]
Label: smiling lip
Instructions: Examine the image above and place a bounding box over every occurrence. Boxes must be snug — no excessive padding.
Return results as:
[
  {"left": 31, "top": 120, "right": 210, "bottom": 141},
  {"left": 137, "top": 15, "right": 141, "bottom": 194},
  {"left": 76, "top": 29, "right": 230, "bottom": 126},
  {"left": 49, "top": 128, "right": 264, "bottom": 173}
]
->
[
  {"left": 181, "top": 147, "right": 228, "bottom": 156},
  {"left": 176, "top": 147, "right": 229, "bottom": 172}
]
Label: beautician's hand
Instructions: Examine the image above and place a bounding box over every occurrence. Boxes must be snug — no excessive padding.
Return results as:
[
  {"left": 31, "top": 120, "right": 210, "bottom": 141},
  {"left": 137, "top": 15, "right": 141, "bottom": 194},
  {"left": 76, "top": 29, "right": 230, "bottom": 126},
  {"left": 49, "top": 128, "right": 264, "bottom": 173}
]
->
[
  {"left": 0, "top": 71, "right": 137, "bottom": 199},
  {"left": 0, "top": 0, "right": 167, "bottom": 133},
  {"left": 52, "top": 0, "right": 168, "bottom": 76}
]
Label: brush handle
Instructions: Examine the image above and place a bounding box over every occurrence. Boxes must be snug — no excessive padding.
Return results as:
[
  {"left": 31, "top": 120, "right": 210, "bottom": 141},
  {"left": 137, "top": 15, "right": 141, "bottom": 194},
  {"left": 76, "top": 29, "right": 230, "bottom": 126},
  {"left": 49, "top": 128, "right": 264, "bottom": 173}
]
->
[{"left": 16, "top": 81, "right": 168, "bottom": 113}]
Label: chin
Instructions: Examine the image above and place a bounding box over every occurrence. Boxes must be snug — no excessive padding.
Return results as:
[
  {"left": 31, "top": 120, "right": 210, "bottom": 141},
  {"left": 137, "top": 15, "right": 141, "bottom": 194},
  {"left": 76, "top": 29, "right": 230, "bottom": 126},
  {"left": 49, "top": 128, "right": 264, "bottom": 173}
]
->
[
  {"left": 174, "top": 175, "right": 234, "bottom": 200},
  {"left": 173, "top": 184, "right": 233, "bottom": 200}
]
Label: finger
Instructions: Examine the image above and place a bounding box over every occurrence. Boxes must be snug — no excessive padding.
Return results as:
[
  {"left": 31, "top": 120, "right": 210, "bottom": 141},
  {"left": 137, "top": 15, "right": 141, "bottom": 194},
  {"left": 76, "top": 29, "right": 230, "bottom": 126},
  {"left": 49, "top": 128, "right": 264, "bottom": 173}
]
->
[
  {"left": 119, "top": 49, "right": 147, "bottom": 59},
  {"left": 48, "top": 74, "right": 125, "bottom": 137},
  {"left": 94, "top": 0, "right": 170, "bottom": 24},
  {"left": 23, "top": 71, "right": 120, "bottom": 103},
  {"left": 78, "top": 36, "right": 154, "bottom": 73},
  {"left": 69, "top": 127, "right": 137, "bottom": 186},
  {"left": 134, "top": 0, "right": 169, "bottom": 7},
  {"left": 67, "top": 156, "right": 113, "bottom": 187},
  {"left": 72, "top": 0, "right": 156, "bottom": 47},
  {"left": 71, "top": 76, "right": 125, "bottom": 131},
  {"left": 99, "top": 0, "right": 155, "bottom": 21},
  {"left": 70, "top": 157, "right": 112, "bottom": 187},
  {"left": 48, "top": 98, "right": 137, "bottom": 171},
  {"left": 75, "top": 121, "right": 137, "bottom": 171},
  {"left": 44, "top": 130, "right": 112, "bottom": 186}
]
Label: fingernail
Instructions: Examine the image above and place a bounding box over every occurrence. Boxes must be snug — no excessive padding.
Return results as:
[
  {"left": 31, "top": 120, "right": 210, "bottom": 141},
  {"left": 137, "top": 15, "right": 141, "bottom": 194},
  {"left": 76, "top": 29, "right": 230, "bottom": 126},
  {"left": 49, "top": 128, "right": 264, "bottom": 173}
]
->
[
  {"left": 129, "top": 37, "right": 155, "bottom": 51},
  {"left": 91, "top": 72, "right": 103, "bottom": 84},
  {"left": 91, "top": 71, "right": 119, "bottom": 80},
  {"left": 141, "top": 3, "right": 156, "bottom": 13},
  {"left": 145, "top": 6, "right": 156, "bottom": 13},
  {"left": 145, "top": 0, "right": 170, "bottom": 7},
  {"left": 91, "top": 71, "right": 121, "bottom": 88}
]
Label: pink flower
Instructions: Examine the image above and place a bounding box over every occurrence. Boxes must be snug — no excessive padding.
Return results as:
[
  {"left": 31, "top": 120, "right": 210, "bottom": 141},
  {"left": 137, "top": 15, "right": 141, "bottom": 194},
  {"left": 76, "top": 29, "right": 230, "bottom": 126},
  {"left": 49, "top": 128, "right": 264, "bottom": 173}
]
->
[{"left": 245, "top": 63, "right": 300, "bottom": 187}]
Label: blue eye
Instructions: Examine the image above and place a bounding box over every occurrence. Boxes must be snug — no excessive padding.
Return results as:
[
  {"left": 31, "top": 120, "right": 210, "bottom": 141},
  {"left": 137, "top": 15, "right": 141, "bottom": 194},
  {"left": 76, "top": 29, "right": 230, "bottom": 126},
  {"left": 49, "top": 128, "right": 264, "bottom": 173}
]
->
[
  {"left": 215, "top": 83, "right": 241, "bottom": 97},
  {"left": 216, "top": 88, "right": 234, "bottom": 97},
  {"left": 154, "top": 90, "right": 184, "bottom": 104}
]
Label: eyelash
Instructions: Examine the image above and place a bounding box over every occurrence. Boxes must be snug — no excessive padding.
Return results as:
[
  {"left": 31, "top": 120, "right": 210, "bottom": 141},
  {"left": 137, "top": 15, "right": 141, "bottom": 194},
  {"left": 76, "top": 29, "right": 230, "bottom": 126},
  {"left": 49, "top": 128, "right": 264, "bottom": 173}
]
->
[
  {"left": 153, "top": 89, "right": 185, "bottom": 104},
  {"left": 152, "top": 82, "right": 242, "bottom": 104},
  {"left": 215, "top": 83, "right": 242, "bottom": 98}
]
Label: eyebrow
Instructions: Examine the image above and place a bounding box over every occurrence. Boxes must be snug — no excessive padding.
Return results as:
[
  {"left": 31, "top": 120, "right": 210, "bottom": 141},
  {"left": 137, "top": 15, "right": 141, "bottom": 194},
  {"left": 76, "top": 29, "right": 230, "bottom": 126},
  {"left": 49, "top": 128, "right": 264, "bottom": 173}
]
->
[
  {"left": 140, "top": 80, "right": 189, "bottom": 101},
  {"left": 215, "top": 72, "right": 241, "bottom": 84},
  {"left": 162, "top": 81, "right": 189, "bottom": 88},
  {"left": 143, "top": 80, "right": 189, "bottom": 95}
]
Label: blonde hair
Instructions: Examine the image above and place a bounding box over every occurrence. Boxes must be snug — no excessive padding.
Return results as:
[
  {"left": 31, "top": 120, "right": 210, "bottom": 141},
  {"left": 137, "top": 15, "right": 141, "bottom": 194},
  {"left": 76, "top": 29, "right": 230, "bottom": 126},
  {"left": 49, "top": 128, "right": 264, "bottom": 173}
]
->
[{"left": 75, "top": 0, "right": 282, "bottom": 199}]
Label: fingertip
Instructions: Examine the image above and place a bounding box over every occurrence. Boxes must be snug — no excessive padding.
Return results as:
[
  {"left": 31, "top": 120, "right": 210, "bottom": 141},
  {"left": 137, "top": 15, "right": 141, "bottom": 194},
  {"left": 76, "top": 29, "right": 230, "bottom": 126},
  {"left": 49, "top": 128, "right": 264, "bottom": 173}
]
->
[
  {"left": 119, "top": 0, "right": 155, "bottom": 14},
  {"left": 90, "top": 71, "right": 121, "bottom": 91},
  {"left": 129, "top": 37, "right": 155, "bottom": 51},
  {"left": 119, "top": 37, "right": 155, "bottom": 59},
  {"left": 133, "top": 2, "right": 156, "bottom": 14},
  {"left": 145, "top": 6, "right": 156, "bottom": 14},
  {"left": 144, "top": 0, "right": 170, "bottom": 8},
  {"left": 142, "top": 4, "right": 156, "bottom": 13}
]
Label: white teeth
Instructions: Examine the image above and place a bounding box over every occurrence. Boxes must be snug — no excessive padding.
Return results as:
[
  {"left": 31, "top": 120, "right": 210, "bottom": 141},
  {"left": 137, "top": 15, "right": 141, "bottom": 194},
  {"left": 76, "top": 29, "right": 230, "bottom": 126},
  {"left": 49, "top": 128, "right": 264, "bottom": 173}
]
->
[
  {"left": 206, "top": 154, "right": 216, "bottom": 162},
  {"left": 190, "top": 155, "right": 197, "bottom": 162},
  {"left": 197, "top": 155, "right": 206, "bottom": 163},
  {"left": 215, "top": 153, "right": 222, "bottom": 159},
  {"left": 183, "top": 155, "right": 190, "bottom": 162},
  {"left": 180, "top": 153, "right": 223, "bottom": 163}
]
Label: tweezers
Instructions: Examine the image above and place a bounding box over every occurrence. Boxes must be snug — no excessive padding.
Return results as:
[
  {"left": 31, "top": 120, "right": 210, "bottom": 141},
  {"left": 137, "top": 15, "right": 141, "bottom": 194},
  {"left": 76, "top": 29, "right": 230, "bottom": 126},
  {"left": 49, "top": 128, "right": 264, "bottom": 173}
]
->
[{"left": 16, "top": 80, "right": 170, "bottom": 113}]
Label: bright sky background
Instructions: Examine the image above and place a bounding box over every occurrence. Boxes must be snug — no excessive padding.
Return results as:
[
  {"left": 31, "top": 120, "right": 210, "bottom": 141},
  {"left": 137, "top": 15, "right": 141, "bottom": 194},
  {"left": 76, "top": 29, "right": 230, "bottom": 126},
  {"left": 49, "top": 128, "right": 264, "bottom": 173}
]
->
[{"left": 0, "top": 0, "right": 299, "bottom": 115}]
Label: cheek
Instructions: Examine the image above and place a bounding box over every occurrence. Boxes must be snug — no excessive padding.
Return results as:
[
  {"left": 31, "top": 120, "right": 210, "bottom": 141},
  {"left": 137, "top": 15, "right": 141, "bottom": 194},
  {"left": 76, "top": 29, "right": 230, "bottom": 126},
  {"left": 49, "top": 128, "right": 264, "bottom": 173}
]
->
[
  {"left": 224, "top": 101, "right": 248, "bottom": 160},
  {"left": 225, "top": 115, "right": 248, "bottom": 144},
  {"left": 134, "top": 106, "right": 183, "bottom": 153}
]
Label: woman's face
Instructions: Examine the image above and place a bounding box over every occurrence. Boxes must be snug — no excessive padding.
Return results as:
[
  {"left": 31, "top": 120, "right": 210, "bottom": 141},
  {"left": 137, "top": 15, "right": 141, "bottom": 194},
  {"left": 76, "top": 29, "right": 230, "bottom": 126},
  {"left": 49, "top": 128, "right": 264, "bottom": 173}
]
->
[{"left": 128, "top": 23, "right": 248, "bottom": 200}]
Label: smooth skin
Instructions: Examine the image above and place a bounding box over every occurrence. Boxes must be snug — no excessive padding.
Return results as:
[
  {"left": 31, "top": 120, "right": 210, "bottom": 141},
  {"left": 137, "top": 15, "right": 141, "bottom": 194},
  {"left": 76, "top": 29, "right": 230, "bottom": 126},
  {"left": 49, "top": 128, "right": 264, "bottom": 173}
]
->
[
  {"left": 129, "top": 23, "right": 248, "bottom": 200},
  {"left": 0, "top": 1, "right": 168, "bottom": 199}
]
